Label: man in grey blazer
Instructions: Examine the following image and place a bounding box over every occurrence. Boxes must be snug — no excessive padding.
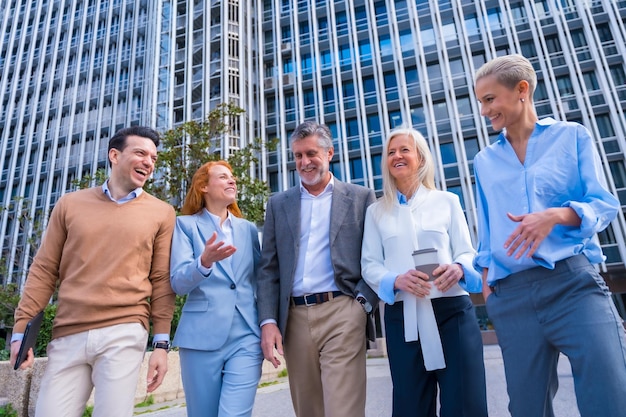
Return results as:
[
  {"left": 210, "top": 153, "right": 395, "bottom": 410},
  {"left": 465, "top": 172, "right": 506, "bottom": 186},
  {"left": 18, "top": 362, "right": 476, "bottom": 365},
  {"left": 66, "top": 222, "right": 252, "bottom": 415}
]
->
[{"left": 257, "top": 121, "right": 377, "bottom": 417}]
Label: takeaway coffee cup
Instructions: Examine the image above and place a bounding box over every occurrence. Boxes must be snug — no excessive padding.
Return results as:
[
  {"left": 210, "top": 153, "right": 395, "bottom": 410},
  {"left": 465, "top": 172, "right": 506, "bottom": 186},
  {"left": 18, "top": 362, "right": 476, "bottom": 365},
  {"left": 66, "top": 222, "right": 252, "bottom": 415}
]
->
[{"left": 412, "top": 248, "right": 439, "bottom": 281}]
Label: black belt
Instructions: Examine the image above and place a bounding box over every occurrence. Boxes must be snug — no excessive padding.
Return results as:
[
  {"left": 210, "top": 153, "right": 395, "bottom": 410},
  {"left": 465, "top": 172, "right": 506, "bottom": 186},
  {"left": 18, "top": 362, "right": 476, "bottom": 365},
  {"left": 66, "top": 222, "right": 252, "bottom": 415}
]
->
[{"left": 291, "top": 291, "right": 344, "bottom": 307}]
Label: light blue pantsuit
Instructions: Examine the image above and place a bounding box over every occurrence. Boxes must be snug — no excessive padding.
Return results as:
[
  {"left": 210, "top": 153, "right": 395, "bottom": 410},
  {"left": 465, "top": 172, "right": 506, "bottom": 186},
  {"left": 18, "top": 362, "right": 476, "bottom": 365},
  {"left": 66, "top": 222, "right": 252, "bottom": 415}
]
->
[
  {"left": 487, "top": 255, "right": 626, "bottom": 417},
  {"left": 170, "top": 210, "right": 263, "bottom": 417},
  {"left": 179, "top": 311, "right": 262, "bottom": 417}
]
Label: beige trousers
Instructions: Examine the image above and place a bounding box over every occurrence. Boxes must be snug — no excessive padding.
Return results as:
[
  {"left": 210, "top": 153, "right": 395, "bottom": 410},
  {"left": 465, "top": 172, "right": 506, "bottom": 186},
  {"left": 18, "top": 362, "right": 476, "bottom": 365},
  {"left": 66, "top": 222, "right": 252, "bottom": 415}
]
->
[
  {"left": 284, "top": 295, "right": 367, "bottom": 417},
  {"left": 35, "top": 322, "right": 148, "bottom": 417}
]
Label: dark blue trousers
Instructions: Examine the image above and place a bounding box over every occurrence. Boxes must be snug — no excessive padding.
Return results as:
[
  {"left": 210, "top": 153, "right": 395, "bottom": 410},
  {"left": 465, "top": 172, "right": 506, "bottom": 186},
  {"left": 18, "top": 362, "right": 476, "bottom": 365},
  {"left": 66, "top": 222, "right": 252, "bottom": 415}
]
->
[{"left": 385, "top": 295, "right": 487, "bottom": 417}]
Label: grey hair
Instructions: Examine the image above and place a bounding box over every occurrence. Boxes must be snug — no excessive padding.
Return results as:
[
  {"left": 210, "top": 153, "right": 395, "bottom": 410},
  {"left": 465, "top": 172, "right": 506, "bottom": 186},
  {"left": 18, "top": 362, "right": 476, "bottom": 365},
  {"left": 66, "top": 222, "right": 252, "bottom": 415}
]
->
[
  {"left": 380, "top": 127, "right": 435, "bottom": 212},
  {"left": 289, "top": 120, "right": 334, "bottom": 151},
  {"left": 474, "top": 54, "right": 537, "bottom": 101}
]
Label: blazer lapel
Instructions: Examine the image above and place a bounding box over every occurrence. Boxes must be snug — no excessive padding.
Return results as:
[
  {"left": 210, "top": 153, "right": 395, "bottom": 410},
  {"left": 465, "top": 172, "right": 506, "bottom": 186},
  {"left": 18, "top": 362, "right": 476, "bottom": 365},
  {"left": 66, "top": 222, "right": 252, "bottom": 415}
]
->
[
  {"left": 329, "top": 181, "right": 349, "bottom": 245},
  {"left": 230, "top": 217, "right": 249, "bottom": 281},
  {"left": 283, "top": 187, "right": 301, "bottom": 244}
]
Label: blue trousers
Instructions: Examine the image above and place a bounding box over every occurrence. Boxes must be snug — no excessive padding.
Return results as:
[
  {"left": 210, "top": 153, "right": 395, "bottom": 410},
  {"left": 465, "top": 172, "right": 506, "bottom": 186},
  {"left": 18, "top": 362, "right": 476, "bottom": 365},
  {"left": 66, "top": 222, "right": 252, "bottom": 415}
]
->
[
  {"left": 487, "top": 255, "right": 626, "bottom": 417},
  {"left": 179, "top": 311, "right": 263, "bottom": 417},
  {"left": 385, "top": 295, "right": 488, "bottom": 417}
]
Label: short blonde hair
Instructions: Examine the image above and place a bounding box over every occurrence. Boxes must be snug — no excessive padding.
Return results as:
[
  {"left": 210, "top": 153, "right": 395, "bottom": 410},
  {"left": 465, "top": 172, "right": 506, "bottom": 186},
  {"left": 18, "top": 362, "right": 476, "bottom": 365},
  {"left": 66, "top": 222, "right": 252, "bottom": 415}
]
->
[
  {"left": 380, "top": 127, "right": 435, "bottom": 211},
  {"left": 474, "top": 54, "right": 537, "bottom": 101}
]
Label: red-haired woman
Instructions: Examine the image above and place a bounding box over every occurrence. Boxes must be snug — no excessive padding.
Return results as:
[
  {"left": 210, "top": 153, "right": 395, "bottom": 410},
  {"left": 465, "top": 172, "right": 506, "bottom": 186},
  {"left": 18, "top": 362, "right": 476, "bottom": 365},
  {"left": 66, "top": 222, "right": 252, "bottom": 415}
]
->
[{"left": 170, "top": 161, "right": 262, "bottom": 417}]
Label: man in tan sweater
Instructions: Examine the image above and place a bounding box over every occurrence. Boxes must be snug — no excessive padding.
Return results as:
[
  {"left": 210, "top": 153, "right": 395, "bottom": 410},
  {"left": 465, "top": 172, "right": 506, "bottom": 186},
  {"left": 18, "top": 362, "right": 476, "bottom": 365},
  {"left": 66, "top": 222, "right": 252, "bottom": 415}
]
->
[{"left": 10, "top": 126, "right": 176, "bottom": 417}]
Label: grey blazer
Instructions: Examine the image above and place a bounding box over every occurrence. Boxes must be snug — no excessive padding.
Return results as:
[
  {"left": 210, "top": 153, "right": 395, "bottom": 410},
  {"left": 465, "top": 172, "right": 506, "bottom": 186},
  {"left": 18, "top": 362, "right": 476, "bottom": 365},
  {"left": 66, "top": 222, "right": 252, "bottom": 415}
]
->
[{"left": 257, "top": 179, "right": 378, "bottom": 339}]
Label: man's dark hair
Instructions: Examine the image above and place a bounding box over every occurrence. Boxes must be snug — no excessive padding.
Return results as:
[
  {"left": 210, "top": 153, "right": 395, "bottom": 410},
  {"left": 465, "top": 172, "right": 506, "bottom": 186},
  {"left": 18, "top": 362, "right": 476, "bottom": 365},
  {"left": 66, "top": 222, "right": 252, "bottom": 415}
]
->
[{"left": 108, "top": 126, "right": 160, "bottom": 153}]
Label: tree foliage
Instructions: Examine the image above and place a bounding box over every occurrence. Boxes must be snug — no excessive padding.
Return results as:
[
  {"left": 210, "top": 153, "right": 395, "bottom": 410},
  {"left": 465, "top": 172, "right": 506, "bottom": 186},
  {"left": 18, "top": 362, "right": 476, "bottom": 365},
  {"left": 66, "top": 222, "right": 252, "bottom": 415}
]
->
[{"left": 147, "top": 102, "right": 275, "bottom": 223}]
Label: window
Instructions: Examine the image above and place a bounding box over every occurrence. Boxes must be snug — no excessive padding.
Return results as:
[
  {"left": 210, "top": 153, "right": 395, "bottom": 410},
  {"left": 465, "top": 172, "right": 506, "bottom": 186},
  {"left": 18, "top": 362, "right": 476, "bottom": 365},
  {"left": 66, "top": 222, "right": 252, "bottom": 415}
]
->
[
  {"left": 343, "top": 80, "right": 356, "bottom": 109},
  {"left": 355, "top": 6, "right": 368, "bottom": 32},
  {"left": 363, "top": 75, "right": 377, "bottom": 105},
  {"left": 375, "top": 1, "right": 387, "bottom": 25},
  {"left": 420, "top": 25, "right": 435, "bottom": 47},
  {"left": 464, "top": 138, "right": 480, "bottom": 173},
  {"left": 300, "top": 22, "right": 310, "bottom": 45},
  {"left": 367, "top": 114, "right": 382, "bottom": 146},
  {"left": 323, "top": 84, "right": 335, "bottom": 113},
  {"left": 440, "top": 142, "right": 459, "bottom": 180},
  {"left": 379, "top": 34, "right": 393, "bottom": 59},
  {"left": 389, "top": 110, "right": 403, "bottom": 128},
  {"left": 465, "top": 13, "right": 480, "bottom": 38},
  {"left": 320, "top": 50, "right": 332, "bottom": 69},
  {"left": 303, "top": 89, "right": 315, "bottom": 118},
  {"left": 571, "top": 29, "right": 587, "bottom": 48},
  {"left": 283, "top": 57, "right": 293, "bottom": 73},
  {"left": 520, "top": 40, "right": 537, "bottom": 59},
  {"left": 609, "top": 65, "right": 626, "bottom": 86},
  {"left": 281, "top": 26, "right": 291, "bottom": 42},
  {"left": 384, "top": 71, "right": 398, "bottom": 101},
  {"left": 399, "top": 30, "right": 413, "bottom": 56},
  {"left": 609, "top": 161, "right": 626, "bottom": 209},
  {"left": 339, "top": 44, "right": 352, "bottom": 68},
  {"left": 350, "top": 158, "right": 364, "bottom": 184},
  {"left": 346, "top": 118, "right": 360, "bottom": 150},
  {"left": 486, "top": 8, "right": 503, "bottom": 35},
  {"left": 301, "top": 53, "right": 313, "bottom": 74},
  {"left": 583, "top": 71, "right": 600, "bottom": 91},
  {"left": 556, "top": 75, "right": 574, "bottom": 97},
  {"left": 410, "top": 105, "right": 425, "bottom": 126},
  {"left": 359, "top": 40, "right": 372, "bottom": 66},
  {"left": 336, "top": 11, "right": 348, "bottom": 37},
  {"left": 441, "top": 22, "right": 456, "bottom": 42},
  {"left": 318, "top": 17, "right": 328, "bottom": 41}
]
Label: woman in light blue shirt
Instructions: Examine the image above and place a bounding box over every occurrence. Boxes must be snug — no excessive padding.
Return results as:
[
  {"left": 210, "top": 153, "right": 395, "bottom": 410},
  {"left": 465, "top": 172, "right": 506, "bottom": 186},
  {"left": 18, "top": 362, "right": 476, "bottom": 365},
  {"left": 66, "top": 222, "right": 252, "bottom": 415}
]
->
[
  {"left": 473, "top": 54, "right": 626, "bottom": 417},
  {"left": 361, "top": 128, "right": 487, "bottom": 417}
]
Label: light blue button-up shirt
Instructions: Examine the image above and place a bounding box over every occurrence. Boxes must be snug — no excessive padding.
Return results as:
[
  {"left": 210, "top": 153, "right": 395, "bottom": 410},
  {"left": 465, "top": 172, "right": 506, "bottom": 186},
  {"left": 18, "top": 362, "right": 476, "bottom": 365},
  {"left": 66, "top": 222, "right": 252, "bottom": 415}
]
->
[{"left": 473, "top": 118, "right": 619, "bottom": 285}]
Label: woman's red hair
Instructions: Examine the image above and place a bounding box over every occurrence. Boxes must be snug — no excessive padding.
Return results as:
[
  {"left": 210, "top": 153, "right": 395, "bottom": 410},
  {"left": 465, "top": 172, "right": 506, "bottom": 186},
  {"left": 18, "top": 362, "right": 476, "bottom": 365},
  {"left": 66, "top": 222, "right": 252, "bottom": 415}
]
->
[{"left": 181, "top": 160, "right": 243, "bottom": 218}]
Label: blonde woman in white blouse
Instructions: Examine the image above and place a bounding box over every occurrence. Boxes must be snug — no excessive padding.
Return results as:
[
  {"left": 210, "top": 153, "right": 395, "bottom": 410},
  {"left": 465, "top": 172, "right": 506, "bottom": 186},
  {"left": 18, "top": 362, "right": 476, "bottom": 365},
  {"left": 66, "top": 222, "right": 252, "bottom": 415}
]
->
[{"left": 361, "top": 128, "right": 487, "bottom": 417}]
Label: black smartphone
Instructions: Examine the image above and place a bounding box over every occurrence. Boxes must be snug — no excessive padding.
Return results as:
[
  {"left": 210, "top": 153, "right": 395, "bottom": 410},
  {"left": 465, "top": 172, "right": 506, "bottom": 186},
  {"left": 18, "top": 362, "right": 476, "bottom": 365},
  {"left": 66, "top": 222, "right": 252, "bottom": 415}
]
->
[{"left": 13, "top": 311, "right": 44, "bottom": 370}]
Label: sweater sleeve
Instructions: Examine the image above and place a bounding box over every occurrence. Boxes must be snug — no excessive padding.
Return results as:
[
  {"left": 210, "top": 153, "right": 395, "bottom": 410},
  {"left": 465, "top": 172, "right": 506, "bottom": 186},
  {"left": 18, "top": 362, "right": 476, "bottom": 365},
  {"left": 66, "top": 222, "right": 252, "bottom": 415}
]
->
[
  {"left": 13, "top": 197, "right": 68, "bottom": 333},
  {"left": 149, "top": 205, "right": 177, "bottom": 336}
]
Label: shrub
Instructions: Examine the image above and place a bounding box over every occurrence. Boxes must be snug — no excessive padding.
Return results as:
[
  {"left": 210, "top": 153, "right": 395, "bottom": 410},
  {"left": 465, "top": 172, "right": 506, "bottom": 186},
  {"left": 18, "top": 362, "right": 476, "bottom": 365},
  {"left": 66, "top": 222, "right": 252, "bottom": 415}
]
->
[{"left": 0, "top": 403, "right": 18, "bottom": 417}]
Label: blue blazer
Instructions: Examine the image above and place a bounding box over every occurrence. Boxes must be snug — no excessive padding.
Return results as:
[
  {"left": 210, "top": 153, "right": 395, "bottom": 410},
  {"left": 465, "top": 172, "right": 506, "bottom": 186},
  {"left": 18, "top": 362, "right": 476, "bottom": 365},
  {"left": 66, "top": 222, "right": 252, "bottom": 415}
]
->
[{"left": 170, "top": 209, "right": 261, "bottom": 351}]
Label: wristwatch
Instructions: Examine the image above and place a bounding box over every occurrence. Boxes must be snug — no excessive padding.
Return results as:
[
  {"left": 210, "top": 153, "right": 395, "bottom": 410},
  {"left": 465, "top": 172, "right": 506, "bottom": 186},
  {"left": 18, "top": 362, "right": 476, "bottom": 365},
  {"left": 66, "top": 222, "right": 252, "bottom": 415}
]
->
[
  {"left": 356, "top": 295, "right": 373, "bottom": 314},
  {"left": 153, "top": 341, "right": 171, "bottom": 353}
]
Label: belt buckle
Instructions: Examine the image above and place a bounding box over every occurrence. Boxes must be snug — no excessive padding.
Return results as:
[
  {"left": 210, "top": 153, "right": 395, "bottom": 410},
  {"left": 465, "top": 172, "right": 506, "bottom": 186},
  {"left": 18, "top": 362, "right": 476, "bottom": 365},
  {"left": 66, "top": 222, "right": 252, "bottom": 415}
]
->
[{"left": 303, "top": 294, "right": 314, "bottom": 307}]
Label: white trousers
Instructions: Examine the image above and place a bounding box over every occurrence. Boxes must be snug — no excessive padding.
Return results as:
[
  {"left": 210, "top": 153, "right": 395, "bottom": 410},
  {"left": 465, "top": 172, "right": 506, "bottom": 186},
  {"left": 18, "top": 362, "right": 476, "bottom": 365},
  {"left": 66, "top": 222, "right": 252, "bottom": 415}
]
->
[{"left": 35, "top": 322, "right": 148, "bottom": 417}]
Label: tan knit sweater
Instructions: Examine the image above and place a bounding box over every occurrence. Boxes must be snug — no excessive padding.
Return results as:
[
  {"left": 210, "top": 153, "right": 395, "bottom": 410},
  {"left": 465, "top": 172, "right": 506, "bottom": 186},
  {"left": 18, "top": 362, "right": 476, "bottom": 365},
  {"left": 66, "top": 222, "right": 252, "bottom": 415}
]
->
[{"left": 14, "top": 187, "right": 176, "bottom": 340}]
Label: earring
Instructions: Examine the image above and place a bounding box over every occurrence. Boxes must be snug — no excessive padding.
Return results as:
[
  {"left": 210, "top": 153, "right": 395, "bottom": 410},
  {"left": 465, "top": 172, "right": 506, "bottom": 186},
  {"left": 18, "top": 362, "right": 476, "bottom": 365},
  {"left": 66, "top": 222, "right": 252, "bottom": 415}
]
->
[{"left": 520, "top": 98, "right": 525, "bottom": 102}]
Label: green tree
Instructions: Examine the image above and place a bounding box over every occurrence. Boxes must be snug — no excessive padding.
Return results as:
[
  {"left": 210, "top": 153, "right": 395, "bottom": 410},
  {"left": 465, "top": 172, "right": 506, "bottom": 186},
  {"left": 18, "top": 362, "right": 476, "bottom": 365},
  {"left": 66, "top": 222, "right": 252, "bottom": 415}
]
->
[{"left": 147, "top": 102, "right": 276, "bottom": 223}]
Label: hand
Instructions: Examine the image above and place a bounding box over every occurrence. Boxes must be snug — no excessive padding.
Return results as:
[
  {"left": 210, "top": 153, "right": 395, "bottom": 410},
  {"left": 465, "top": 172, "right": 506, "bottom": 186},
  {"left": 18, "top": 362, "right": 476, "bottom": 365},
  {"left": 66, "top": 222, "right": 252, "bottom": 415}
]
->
[
  {"left": 504, "top": 210, "right": 558, "bottom": 259},
  {"left": 260, "top": 323, "right": 283, "bottom": 368},
  {"left": 433, "top": 263, "right": 463, "bottom": 293},
  {"left": 200, "top": 231, "right": 237, "bottom": 268},
  {"left": 146, "top": 348, "right": 168, "bottom": 393},
  {"left": 10, "top": 340, "right": 34, "bottom": 370},
  {"left": 481, "top": 273, "right": 492, "bottom": 303},
  {"left": 394, "top": 269, "right": 431, "bottom": 298}
]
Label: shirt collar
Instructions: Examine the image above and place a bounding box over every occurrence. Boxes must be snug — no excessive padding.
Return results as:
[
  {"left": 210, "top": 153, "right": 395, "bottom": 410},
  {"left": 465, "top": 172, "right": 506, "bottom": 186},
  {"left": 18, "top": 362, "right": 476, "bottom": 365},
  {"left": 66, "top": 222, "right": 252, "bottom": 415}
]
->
[
  {"left": 499, "top": 117, "right": 556, "bottom": 144},
  {"left": 396, "top": 190, "right": 408, "bottom": 205},
  {"left": 204, "top": 208, "right": 233, "bottom": 228},
  {"left": 299, "top": 174, "right": 335, "bottom": 197},
  {"left": 102, "top": 180, "right": 143, "bottom": 202}
]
